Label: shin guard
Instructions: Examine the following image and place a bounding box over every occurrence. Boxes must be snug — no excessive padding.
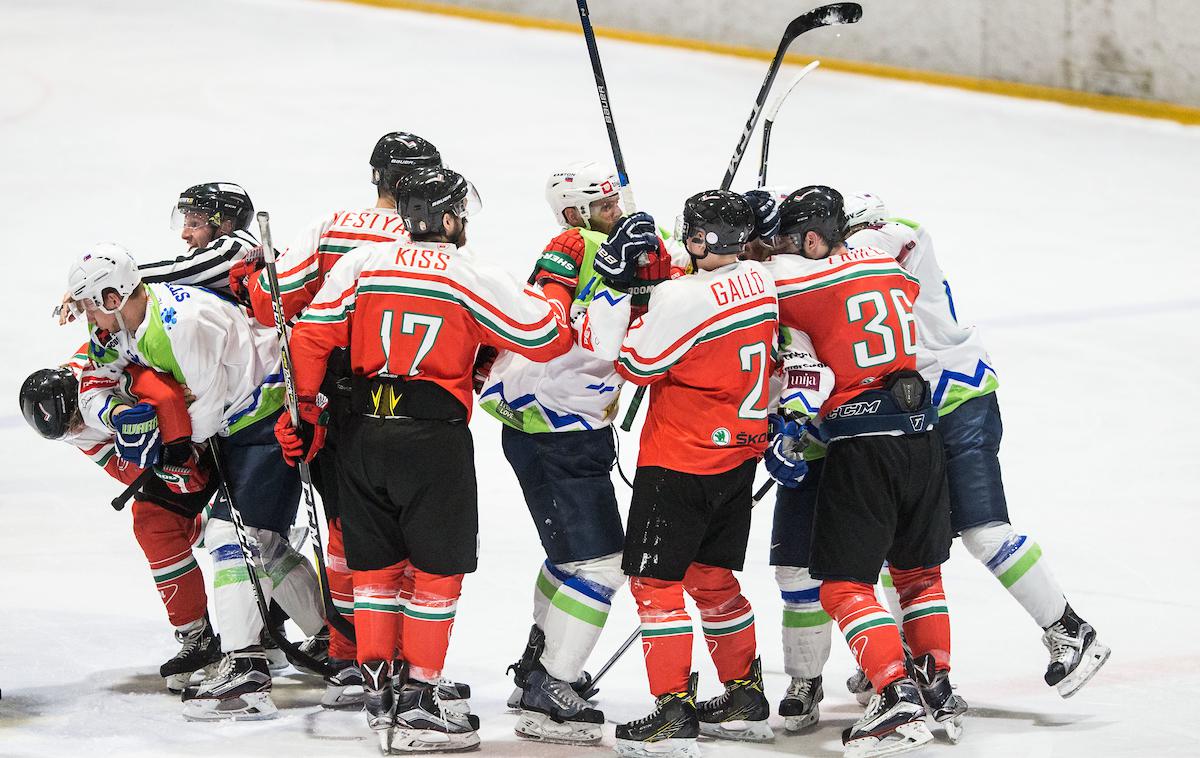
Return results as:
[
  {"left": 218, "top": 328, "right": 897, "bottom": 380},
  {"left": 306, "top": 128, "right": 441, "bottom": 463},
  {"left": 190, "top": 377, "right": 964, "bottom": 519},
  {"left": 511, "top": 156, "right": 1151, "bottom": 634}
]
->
[
  {"left": 821, "top": 579, "right": 907, "bottom": 693},
  {"left": 775, "top": 566, "right": 831, "bottom": 680},
  {"left": 354, "top": 562, "right": 407, "bottom": 664},
  {"left": 630, "top": 576, "right": 693, "bottom": 696},
  {"left": 890, "top": 565, "right": 951, "bottom": 671},
  {"left": 325, "top": 520, "right": 356, "bottom": 660},
  {"left": 206, "top": 517, "right": 266, "bottom": 652},
  {"left": 685, "top": 563, "right": 756, "bottom": 683},
  {"left": 533, "top": 559, "right": 567, "bottom": 629},
  {"left": 541, "top": 552, "right": 622, "bottom": 683},
  {"left": 132, "top": 500, "right": 207, "bottom": 628},
  {"left": 402, "top": 570, "right": 463, "bottom": 682},
  {"left": 963, "top": 521, "right": 1067, "bottom": 628}
]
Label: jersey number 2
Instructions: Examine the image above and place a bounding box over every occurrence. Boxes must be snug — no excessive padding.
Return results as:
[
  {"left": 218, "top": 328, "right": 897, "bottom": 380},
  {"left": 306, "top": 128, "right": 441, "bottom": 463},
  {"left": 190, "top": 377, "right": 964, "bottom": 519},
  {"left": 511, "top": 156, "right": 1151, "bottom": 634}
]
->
[
  {"left": 738, "top": 342, "right": 770, "bottom": 419},
  {"left": 380, "top": 310, "right": 443, "bottom": 376},
  {"left": 845, "top": 289, "right": 917, "bottom": 368}
]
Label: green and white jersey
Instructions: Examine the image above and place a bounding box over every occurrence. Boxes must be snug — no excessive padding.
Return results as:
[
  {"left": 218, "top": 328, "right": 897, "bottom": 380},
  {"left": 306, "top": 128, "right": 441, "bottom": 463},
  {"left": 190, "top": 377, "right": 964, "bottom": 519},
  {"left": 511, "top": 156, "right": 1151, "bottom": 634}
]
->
[{"left": 80, "top": 282, "right": 285, "bottom": 441}]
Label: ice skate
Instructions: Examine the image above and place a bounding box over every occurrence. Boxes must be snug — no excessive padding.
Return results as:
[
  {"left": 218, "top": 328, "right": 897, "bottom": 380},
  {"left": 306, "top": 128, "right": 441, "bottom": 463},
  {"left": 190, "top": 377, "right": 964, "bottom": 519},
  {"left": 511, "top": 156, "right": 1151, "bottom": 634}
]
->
[
  {"left": 260, "top": 624, "right": 290, "bottom": 672},
  {"left": 181, "top": 647, "right": 277, "bottom": 722},
  {"left": 696, "top": 657, "right": 773, "bottom": 742},
  {"left": 504, "top": 623, "right": 595, "bottom": 709},
  {"left": 362, "top": 660, "right": 397, "bottom": 754},
  {"left": 614, "top": 672, "right": 700, "bottom": 758},
  {"left": 321, "top": 657, "right": 364, "bottom": 709},
  {"left": 846, "top": 668, "right": 874, "bottom": 706},
  {"left": 779, "top": 675, "right": 823, "bottom": 731},
  {"left": 515, "top": 667, "right": 603, "bottom": 745},
  {"left": 912, "top": 654, "right": 967, "bottom": 742},
  {"left": 294, "top": 625, "right": 330, "bottom": 675},
  {"left": 432, "top": 677, "right": 472, "bottom": 717},
  {"left": 160, "top": 615, "right": 222, "bottom": 694},
  {"left": 1042, "top": 605, "right": 1110, "bottom": 698},
  {"left": 391, "top": 678, "right": 481, "bottom": 753},
  {"left": 841, "top": 678, "right": 933, "bottom": 758}
]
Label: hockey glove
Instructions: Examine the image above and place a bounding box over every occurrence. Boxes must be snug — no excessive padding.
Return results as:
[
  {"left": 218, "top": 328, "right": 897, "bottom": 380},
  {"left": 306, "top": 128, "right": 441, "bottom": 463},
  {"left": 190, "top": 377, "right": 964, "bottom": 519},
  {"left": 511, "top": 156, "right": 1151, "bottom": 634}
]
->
[
  {"left": 113, "top": 403, "right": 163, "bottom": 468},
  {"left": 228, "top": 258, "right": 265, "bottom": 307},
  {"left": 743, "top": 190, "right": 781, "bottom": 240},
  {"left": 274, "top": 394, "right": 329, "bottom": 466},
  {"left": 154, "top": 439, "right": 210, "bottom": 494},
  {"left": 594, "top": 212, "right": 658, "bottom": 290},
  {"left": 764, "top": 420, "right": 809, "bottom": 489},
  {"left": 472, "top": 345, "right": 499, "bottom": 393}
]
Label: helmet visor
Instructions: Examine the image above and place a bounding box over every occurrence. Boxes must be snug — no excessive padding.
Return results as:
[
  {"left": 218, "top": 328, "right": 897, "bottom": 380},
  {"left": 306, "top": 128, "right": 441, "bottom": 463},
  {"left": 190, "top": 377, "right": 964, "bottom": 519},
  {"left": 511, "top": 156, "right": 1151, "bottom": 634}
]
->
[
  {"left": 170, "top": 206, "right": 213, "bottom": 232},
  {"left": 449, "top": 181, "right": 482, "bottom": 220}
]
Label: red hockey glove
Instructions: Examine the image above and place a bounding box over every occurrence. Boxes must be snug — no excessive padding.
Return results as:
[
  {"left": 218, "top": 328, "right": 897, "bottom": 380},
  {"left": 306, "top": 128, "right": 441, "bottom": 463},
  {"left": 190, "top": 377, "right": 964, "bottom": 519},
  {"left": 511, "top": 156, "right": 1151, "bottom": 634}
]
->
[
  {"left": 472, "top": 346, "right": 499, "bottom": 393},
  {"left": 228, "top": 258, "right": 265, "bottom": 308},
  {"left": 155, "top": 439, "right": 210, "bottom": 494},
  {"left": 274, "top": 395, "right": 329, "bottom": 466}
]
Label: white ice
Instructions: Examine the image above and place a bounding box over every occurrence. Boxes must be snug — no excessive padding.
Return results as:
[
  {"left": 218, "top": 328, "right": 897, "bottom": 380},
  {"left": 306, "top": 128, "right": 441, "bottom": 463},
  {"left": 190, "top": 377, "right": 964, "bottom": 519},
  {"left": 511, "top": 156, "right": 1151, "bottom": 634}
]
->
[{"left": 2, "top": 0, "right": 1198, "bottom": 755}]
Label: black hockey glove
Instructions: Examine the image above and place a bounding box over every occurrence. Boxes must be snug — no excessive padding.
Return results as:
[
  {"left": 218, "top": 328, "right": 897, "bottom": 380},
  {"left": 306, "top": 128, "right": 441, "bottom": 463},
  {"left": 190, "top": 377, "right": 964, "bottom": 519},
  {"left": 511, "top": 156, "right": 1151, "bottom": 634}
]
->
[
  {"left": 594, "top": 212, "right": 658, "bottom": 290},
  {"left": 743, "top": 189, "right": 780, "bottom": 240}
]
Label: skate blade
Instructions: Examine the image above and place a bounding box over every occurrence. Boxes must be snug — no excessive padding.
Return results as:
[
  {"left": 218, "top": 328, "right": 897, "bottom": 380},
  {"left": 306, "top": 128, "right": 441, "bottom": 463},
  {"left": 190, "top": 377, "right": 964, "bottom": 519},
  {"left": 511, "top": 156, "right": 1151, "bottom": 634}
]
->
[
  {"left": 939, "top": 715, "right": 964, "bottom": 744},
  {"left": 374, "top": 726, "right": 393, "bottom": 755},
  {"left": 614, "top": 737, "right": 701, "bottom": 758},
  {"left": 699, "top": 718, "right": 774, "bottom": 743},
  {"left": 321, "top": 684, "right": 365, "bottom": 710},
  {"left": 182, "top": 692, "right": 278, "bottom": 722},
  {"left": 505, "top": 686, "right": 522, "bottom": 712},
  {"left": 514, "top": 711, "right": 602, "bottom": 745},
  {"left": 844, "top": 721, "right": 934, "bottom": 758},
  {"left": 390, "top": 728, "right": 480, "bottom": 753},
  {"left": 1058, "top": 642, "right": 1111, "bottom": 698},
  {"left": 783, "top": 705, "right": 819, "bottom": 732}
]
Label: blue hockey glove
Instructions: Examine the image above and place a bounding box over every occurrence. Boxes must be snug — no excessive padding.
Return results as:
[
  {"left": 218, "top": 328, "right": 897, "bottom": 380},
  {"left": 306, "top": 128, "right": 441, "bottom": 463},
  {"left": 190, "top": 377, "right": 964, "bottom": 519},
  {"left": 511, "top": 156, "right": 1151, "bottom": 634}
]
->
[
  {"left": 594, "top": 212, "right": 658, "bottom": 289},
  {"left": 113, "top": 403, "right": 162, "bottom": 468},
  {"left": 743, "top": 189, "right": 780, "bottom": 240},
  {"left": 764, "top": 420, "right": 808, "bottom": 489}
]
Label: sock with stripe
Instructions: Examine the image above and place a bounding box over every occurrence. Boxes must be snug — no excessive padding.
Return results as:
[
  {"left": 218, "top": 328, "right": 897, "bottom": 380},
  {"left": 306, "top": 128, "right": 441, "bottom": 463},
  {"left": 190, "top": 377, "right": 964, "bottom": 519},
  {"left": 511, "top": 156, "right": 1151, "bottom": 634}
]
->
[
  {"left": 205, "top": 517, "right": 267, "bottom": 651},
  {"left": 541, "top": 552, "right": 622, "bottom": 682},
  {"left": 403, "top": 569, "right": 463, "bottom": 683},
  {"left": 889, "top": 565, "right": 951, "bottom": 671},
  {"left": 132, "top": 500, "right": 207, "bottom": 628},
  {"left": 821, "top": 579, "right": 908, "bottom": 693},
  {"left": 685, "top": 563, "right": 756, "bottom": 682},
  {"left": 775, "top": 566, "right": 831, "bottom": 679},
  {"left": 533, "top": 559, "right": 568, "bottom": 629},
  {"left": 353, "top": 562, "right": 407, "bottom": 664},
  {"left": 325, "top": 519, "right": 356, "bottom": 660},
  {"left": 630, "top": 576, "right": 693, "bottom": 696},
  {"left": 962, "top": 521, "right": 1067, "bottom": 628},
  {"left": 396, "top": 564, "right": 414, "bottom": 663},
  {"left": 257, "top": 527, "right": 325, "bottom": 637}
]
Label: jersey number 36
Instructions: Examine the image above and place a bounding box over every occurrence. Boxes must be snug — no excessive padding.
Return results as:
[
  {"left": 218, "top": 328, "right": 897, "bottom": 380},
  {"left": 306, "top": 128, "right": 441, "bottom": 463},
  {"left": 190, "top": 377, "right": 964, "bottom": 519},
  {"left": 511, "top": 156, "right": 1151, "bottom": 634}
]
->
[{"left": 846, "top": 289, "right": 917, "bottom": 368}]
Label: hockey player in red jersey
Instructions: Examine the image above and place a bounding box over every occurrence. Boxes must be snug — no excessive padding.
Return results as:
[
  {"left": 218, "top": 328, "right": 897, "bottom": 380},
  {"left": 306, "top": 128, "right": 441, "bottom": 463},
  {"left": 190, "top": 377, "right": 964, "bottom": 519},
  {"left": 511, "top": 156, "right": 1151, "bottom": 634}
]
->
[
  {"left": 19, "top": 349, "right": 219, "bottom": 693},
  {"left": 233, "top": 132, "right": 443, "bottom": 708},
  {"left": 278, "top": 167, "right": 571, "bottom": 753},
  {"left": 762, "top": 186, "right": 962, "bottom": 757}
]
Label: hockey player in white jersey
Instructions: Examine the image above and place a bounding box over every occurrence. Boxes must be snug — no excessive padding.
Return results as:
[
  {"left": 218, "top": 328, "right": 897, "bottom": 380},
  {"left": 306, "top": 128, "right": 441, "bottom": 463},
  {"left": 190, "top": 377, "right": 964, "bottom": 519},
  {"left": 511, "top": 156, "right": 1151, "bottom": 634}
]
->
[
  {"left": 841, "top": 192, "right": 1109, "bottom": 698},
  {"left": 68, "top": 243, "right": 326, "bottom": 720},
  {"left": 141, "top": 182, "right": 259, "bottom": 294},
  {"left": 480, "top": 162, "right": 679, "bottom": 744}
]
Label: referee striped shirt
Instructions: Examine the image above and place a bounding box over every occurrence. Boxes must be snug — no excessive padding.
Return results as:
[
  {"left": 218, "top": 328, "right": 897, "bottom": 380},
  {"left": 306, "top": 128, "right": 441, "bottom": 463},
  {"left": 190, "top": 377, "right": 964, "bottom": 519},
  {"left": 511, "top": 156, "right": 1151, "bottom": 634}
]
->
[{"left": 139, "top": 229, "right": 260, "bottom": 294}]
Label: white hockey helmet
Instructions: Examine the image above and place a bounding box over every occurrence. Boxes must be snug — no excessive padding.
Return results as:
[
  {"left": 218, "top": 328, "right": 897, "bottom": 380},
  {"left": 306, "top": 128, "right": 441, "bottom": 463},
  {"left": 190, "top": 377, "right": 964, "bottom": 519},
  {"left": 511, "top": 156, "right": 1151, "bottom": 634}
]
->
[
  {"left": 67, "top": 243, "right": 142, "bottom": 314},
  {"left": 842, "top": 191, "right": 888, "bottom": 232},
  {"left": 545, "top": 161, "right": 622, "bottom": 229}
]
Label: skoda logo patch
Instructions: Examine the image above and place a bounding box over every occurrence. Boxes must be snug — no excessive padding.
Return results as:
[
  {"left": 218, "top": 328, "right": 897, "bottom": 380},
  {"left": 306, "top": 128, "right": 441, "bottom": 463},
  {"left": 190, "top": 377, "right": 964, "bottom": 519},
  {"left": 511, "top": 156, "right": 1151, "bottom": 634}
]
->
[{"left": 711, "top": 427, "right": 730, "bottom": 446}]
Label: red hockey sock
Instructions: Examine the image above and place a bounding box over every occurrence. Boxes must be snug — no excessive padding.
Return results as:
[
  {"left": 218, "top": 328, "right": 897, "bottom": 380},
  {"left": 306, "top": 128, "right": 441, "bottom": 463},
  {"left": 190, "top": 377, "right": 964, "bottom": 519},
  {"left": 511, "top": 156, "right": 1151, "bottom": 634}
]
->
[
  {"left": 890, "top": 565, "right": 951, "bottom": 671},
  {"left": 684, "top": 563, "right": 756, "bottom": 682},
  {"left": 402, "top": 570, "right": 462, "bottom": 682},
  {"left": 630, "top": 576, "right": 693, "bottom": 696},
  {"left": 821, "top": 579, "right": 908, "bottom": 692},
  {"left": 131, "top": 500, "right": 207, "bottom": 628},
  {"left": 325, "top": 520, "right": 356, "bottom": 661},
  {"left": 396, "top": 564, "right": 414, "bottom": 663},
  {"left": 353, "top": 562, "right": 407, "bottom": 664}
]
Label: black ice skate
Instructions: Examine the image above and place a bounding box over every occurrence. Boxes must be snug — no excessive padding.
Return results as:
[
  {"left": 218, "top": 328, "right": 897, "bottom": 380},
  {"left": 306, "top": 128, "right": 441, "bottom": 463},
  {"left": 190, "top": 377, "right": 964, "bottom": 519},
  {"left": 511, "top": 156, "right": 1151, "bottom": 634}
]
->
[
  {"left": 614, "top": 672, "right": 700, "bottom": 758},
  {"left": 294, "top": 625, "right": 330, "bottom": 675},
  {"left": 505, "top": 623, "right": 596, "bottom": 709},
  {"left": 362, "top": 660, "right": 397, "bottom": 755},
  {"left": 515, "top": 667, "right": 604, "bottom": 745},
  {"left": 390, "top": 677, "right": 481, "bottom": 754},
  {"left": 321, "top": 657, "right": 364, "bottom": 710},
  {"left": 842, "top": 678, "right": 933, "bottom": 758},
  {"left": 260, "top": 622, "right": 290, "bottom": 673},
  {"left": 846, "top": 668, "right": 874, "bottom": 706},
  {"left": 181, "top": 646, "right": 276, "bottom": 722},
  {"left": 696, "top": 657, "right": 773, "bottom": 742},
  {"left": 779, "top": 674, "right": 823, "bottom": 731},
  {"left": 1042, "top": 604, "right": 1110, "bottom": 698},
  {"left": 160, "top": 615, "right": 222, "bottom": 694},
  {"left": 912, "top": 653, "right": 967, "bottom": 743}
]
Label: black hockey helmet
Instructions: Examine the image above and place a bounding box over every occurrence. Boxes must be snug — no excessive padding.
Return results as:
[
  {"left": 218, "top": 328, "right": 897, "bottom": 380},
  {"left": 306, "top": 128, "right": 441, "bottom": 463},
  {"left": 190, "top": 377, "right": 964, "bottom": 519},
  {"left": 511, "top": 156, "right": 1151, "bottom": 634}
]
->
[
  {"left": 395, "top": 167, "right": 481, "bottom": 237},
  {"left": 173, "top": 182, "right": 254, "bottom": 231},
  {"left": 19, "top": 367, "right": 79, "bottom": 440},
  {"left": 371, "top": 132, "right": 443, "bottom": 193},
  {"left": 677, "top": 189, "right": 754, "bottom": 256},
  {"left": 778, "top": 185, "right": 846, "bottom": 249}
]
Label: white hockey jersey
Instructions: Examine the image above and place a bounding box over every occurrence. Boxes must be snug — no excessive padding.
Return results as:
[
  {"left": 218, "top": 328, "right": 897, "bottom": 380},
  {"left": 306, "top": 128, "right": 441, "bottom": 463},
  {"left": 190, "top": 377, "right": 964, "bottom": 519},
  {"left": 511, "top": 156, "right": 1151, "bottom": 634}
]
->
[{"left": 847, "top": 219, "right": 998, "bottom": 413}]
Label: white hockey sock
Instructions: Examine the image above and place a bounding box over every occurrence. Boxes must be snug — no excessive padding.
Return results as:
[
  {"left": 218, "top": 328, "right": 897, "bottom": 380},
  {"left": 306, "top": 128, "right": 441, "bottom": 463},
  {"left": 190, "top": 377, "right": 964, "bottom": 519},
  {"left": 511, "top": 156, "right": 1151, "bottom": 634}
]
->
[
  {"left": 963, "top": 521, "right": 1067, "bottom": 628},
  {"left": 533, "top": 559, "right": 567, "bottom": 629},
  {"left": 206, "top": 517, "right": 266, "bottom": 652},
  {"left": 775, "top": 566, "right": 831, "bottom": 680},
  {"left": 541, "top": 553, "right": 623, "bottom": 683},
  {"left": 879, "top": 564, "right": 904, "bottom": 621},
  {"left": 255, "top": 527, "right": 325, "bottom": 637}
]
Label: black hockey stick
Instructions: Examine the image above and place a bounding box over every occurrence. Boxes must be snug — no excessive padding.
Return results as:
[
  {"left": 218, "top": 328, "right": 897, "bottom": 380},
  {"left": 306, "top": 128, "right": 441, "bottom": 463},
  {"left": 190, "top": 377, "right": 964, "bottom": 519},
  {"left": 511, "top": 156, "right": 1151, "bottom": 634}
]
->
[
  {"left": 588, "top": 625, "right": 641, "bottom": 689},
  {"left": 257, "top": 211, "right": 356, "bottom": 644},
  {"left": 110, "top": 467, "right": 156, "bottom": 511},
  {"left": 575, "top": 0, "right": 636, "bottom": 212},
  {"left": 722, "top": 3, "right": 861, "bottom": 190},
  {"left": 208, "top": 438, "right": 336, "bottom": 677},
  {"left": 752, "top": 429, "right": 828, "bottom": 505},
  {"left": 758, "top": 60, "right": 821, "bottom": 188}
]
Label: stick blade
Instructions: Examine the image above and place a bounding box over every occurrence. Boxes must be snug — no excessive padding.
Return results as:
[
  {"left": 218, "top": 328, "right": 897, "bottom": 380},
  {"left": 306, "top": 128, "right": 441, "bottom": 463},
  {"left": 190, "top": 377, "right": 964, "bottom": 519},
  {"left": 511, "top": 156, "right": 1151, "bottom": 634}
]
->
[{"left": 785, "top": 2, "right": 863, "bottom": 41}]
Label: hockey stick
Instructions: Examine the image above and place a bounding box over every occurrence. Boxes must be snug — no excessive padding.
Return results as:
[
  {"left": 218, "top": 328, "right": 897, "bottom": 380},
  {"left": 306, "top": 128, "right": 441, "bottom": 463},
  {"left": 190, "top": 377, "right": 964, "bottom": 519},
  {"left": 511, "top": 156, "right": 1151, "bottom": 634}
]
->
[
  {"left": 621, "top": 6, "right": 860, "bottom": 433},
  {"left": 110, "top": 467, "right": 156, "bottom": 511},
  {"left": 208, "top": 438, "right": 336, "bottom": 677},
  {"left": 752, "top": 430, "right": 828, "bottom": 505},
  {"left": 757, "top": 60, "right": 821, "bottom": 188},
  {"left": 588, "top": 625, "right": 641, "bottom": 689},
  {"left": 575, "top": 0, "right": 636, "bottom": 213},
  {"left": 256, "top": 212, "right": 356, "bottom": 644}
]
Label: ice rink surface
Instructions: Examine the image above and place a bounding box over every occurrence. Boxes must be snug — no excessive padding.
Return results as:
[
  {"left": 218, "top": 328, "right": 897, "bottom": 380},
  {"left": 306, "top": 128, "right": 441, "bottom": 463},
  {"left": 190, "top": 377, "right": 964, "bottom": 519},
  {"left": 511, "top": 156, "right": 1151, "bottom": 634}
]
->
[{"left": 2, "top": 0, "right": 1199, "bottom": 755}]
